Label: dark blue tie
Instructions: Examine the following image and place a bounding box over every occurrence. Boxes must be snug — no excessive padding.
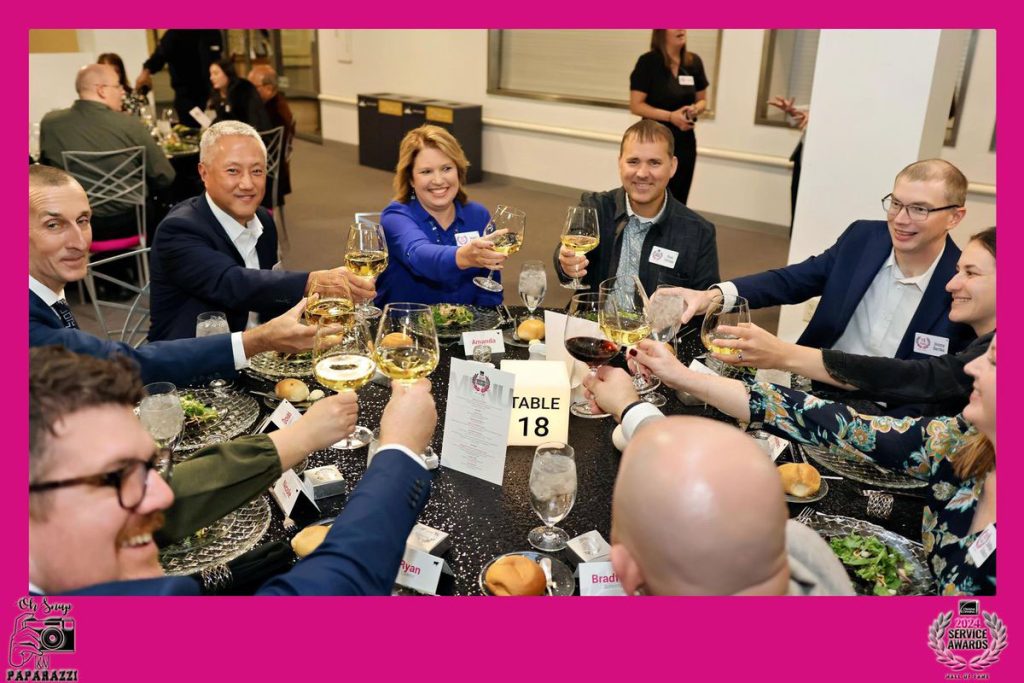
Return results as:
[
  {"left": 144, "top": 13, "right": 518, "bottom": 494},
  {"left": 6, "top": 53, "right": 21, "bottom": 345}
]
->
[{"left": 51, "top": 299, "right": 79, "bottom": 330}]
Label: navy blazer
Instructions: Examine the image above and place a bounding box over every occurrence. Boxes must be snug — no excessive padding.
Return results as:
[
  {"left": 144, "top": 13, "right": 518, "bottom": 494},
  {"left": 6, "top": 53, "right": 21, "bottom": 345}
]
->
[
  {"left": 149, "top": 195, "right": 308, "bottom": 341},
  {"left": 29, "top": 291, "right": 235, "bottom": 386},
  {"left": 59, "top": 449, "right": 432, "bottom": 596},
  {"left": 732, "top": 220, "right": 975, "bottom": 359}
]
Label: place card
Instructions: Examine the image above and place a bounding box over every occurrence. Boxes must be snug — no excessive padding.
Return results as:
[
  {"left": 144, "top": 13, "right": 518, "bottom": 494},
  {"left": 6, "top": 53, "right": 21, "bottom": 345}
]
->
[
  {"left": 303, "top": 465, "right": 346, "bottom": 500},
  {"left": 578, "top": 561, "right": 627, "bottom": 596},
  {"left": 440, "top": 358, "right": 515, "bottom": 486},
  {"left": 688, "top": 358, "right": 718, "bottom": 376},
  {"left": 500, "top": 360, "right": 570, "bottom": 446},
  {"left": 394, "top": 546, "right": 446, "bottom": 595},
  {"left": 189, "top": 106, "right": 213, "bottom": 128},
  {"left": 269, "top": 469, "right": 320, "bottom": 524},
  {"left": 755, "top": 368, "right": 792, "bottom": 388},
  {"left": 267, "top": 400, "right": 302, "bottom": 431},
  {"left": 462, "top": 329, "right": 505, "bottom": 356},
  {"left": 406, "top": 523, "right": 452, "bottom": 556},
  {"left": 567, "top": 530, "right": 612, "bottom": 563}
]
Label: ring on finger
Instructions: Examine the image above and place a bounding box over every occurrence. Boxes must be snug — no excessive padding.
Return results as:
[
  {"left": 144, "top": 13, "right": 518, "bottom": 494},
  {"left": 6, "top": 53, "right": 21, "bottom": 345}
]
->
[{"left": 737, "top": 350, "right": 744, "bottom": 362}]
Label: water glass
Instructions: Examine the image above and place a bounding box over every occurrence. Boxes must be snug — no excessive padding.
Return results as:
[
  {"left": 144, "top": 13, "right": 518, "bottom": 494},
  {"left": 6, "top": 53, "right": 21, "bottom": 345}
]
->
[
  {"left": 518, "top": 260, "right": 547, "bottom": 319},
  {"left": 196, "top": 311, "right": 230, "bottom": 337},
  {"left": 139, "top": 382, "right": 184, "bottom": 450},
  {"left": 527, "top": 442, "right": 577, "bottom": 551}
]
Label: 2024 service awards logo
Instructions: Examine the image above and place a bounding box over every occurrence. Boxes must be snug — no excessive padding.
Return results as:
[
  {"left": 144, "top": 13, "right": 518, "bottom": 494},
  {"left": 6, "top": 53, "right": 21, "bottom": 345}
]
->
[{"left": 929, "top": 599, "right": 1008, "bottom": 678}]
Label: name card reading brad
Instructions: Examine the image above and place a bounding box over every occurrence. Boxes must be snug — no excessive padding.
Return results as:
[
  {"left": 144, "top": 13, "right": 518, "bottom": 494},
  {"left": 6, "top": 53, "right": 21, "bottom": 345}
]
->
[{"left": 579, "top": 561, "right": 627, "bottom": 596}]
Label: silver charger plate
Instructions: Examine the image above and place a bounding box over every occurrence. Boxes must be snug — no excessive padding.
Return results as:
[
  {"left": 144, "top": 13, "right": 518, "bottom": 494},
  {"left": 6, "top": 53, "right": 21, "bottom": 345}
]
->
[
  {"left": 159, "top": 497, "right": 272, "bottom": 576},
  {"left": 784, "top": 477, "right": 829, "bottom": 504},
  {"left": 478, "top": 551, "right": 575, "bottom": 596},
  {"left": 434, "top": 305, "right": 501, "bottom": 340},
  {"left": 175, "top": 388, "right": 260, "bottom": 457},
  {"left": 794, "top": 510, "right": 935, "bottom": 596},
  {"left": 248, "top": 350, "right": 314, "bottom": 379},
  {"left": 798, "top": 443, "right": 928, "bottom": 490}
]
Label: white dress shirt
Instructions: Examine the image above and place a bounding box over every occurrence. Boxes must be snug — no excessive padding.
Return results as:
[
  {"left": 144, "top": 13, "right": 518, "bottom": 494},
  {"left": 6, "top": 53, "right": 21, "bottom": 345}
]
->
[{"left": 205, "top": 193, "right": 264, "bottom": 333}]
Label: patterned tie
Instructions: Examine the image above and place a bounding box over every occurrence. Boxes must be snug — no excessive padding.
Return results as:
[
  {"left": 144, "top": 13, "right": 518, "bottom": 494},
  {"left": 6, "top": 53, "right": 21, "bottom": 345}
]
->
[{"left": 51, "top": 299, "right": 79, "bottom": 330}]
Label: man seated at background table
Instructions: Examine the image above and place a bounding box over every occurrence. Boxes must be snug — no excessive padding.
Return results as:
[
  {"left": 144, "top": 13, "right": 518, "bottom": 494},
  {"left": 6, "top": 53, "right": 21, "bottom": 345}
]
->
[
  {"left": 554, "top": 119, "right": 720, "bottom": 295},
  {"left": 247, "top": 64, "right": 294, "bottom": 208},
  {"left": 670, "top": 159, "right": 975, "bottom": 360},
  {"left": 29, "top": 164, "right": 314, "bottom": 387},
  {"left": 29, "top": 347, "right": 437, "bottom": 596},
  {"left": 148, "top": 120, "right": 374, "bottom": 341}
]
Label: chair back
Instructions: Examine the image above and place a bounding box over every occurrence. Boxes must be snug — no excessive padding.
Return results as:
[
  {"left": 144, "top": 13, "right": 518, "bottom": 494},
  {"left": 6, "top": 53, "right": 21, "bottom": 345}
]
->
[
  {"left": 84, "top": 247, "right": 151, "bottom": 348},
  {"left": 61, "top": 146, "right": 147, "bottom": 215},
  {"left": 354, "top": 212, "right": 383, "bottom": 227},
  {"left": 260, "top": 126, "right": 284, "bottom": 209}
]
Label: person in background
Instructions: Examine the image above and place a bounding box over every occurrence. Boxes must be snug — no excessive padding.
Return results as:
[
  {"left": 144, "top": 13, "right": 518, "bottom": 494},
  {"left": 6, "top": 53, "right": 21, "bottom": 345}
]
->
[
  {"left": 629, "top": 29, "right": 709, "bottom": 204},
  {"left": 207, "top": 58, "right": 271, "bottom": 131},
  {"left": 767, "top": 95, "right": 808, "bottom": 232},
  {"left": 135, "top": 29, "right": 224, "bottom": 126},
  {"left": 611, "top": 415, "right": 853, "bottom": 596},
  {"left": 97, "top": 53, "right": 147, "bottom": 116},
  {"left": 375, "top": 125, "right": 505, "bottom": 307},
  {"left": 247, "top": 64, "right": 295, "bottom": 207}
]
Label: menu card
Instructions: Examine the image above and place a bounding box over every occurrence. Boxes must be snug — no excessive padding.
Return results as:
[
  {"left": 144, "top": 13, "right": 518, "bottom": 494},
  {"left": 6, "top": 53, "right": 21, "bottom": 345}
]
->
[{"left": 440, "top": 358, "right": 515, "bottom": 486}]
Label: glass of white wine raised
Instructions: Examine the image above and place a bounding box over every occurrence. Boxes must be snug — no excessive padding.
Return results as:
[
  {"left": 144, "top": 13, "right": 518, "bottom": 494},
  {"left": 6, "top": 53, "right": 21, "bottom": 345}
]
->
[
  {"left": 598, "top": 275, "right": 658, "bottom": 393},
  {"left": 473, "top": 204, "right": 526, "bottom": 293},
  {"left": 345, "top": 221, "right": 389, "bottom": 320},
  {"left": 305, "top": 274, "right": 357, "bottom": 330},
  {"left": 559, "top": 205, "right": 600, "bottom": 290},
  {"left": 374, "top": 303, "right": 440, "bottom": 387},
  {"left": 313, "top": 315, "right": 377, "bottom": 450},
  {"left": 700, "top": 294, "right": 751, "bottom": 374}
]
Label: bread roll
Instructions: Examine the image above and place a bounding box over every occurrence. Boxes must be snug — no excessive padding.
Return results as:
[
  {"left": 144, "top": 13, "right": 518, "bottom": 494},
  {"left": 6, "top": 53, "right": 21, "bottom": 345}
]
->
[
  {"left": 291, "top": 525, "right": 329, "bottom": 558},
  {"left": 778, "top": 463, "right": 822, "bottom": 498},
  {"left": 485, "top": 555, "right": 546, "bottom": 596},
  {"left": 275, "top": 378, "right": 310, "bottom": 402},
  {"left": 517, "top": 318, "right": 545, "bottom": 341},
  {"left": 380, "top": 332, "right": 414, "bottom": 348}
]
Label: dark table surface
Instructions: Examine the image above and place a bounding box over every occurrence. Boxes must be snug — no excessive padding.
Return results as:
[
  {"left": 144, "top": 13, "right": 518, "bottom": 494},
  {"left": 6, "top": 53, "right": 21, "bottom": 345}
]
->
[{"left": 185, "top": 306, "right": 927, "bottom": 596}]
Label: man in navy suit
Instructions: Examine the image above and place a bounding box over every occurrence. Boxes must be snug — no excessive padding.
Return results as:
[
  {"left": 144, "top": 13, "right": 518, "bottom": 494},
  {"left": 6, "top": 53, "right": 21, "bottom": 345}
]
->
[
  {"left": 29, "top": 164, "right": 315, "bottom": 386},
  {"left": 676, "top": 159, "right": 975, "bottom": 360},
  {"left": 28, "top": 348, "right": 436, "bottom": 597},
  {"left": 148, "top": 120, "right": 374, "bottom": 341}
]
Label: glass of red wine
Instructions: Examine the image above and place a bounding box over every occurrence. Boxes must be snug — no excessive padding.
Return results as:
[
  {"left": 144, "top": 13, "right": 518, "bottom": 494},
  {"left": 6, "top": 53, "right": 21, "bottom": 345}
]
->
[{"left": 564, "top": 292, "right": 618, "bottom": 419}]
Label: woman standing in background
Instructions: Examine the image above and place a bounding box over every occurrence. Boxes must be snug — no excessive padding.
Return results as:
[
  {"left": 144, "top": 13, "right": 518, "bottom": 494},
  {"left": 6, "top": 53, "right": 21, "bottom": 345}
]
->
[{"left": 629, "top": 29, "right": 709, "bottom": 204}]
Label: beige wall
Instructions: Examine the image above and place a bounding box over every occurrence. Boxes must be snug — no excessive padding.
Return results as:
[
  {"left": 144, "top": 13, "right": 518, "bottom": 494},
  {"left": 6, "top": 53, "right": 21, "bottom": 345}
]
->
[{"left": 29, "top": 30, "right": 79, "bottom": 54}]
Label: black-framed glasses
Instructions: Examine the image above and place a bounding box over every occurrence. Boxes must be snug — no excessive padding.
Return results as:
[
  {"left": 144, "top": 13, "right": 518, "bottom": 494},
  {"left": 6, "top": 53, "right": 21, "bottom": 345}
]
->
[
  {"left": 29, "top": 448, "right": 173, "bottom": 510},
  {"left": 881, "top": 193, "right": 960, "bottom": 222}
]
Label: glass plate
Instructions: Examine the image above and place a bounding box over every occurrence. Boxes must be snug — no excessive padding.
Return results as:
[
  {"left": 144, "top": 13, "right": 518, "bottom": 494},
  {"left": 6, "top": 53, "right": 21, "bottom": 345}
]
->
[
  {"left": 159, "top": 497, "right": 272, "bottom": 576},
  {"left": 434, "top": 305, "right": 501, "bottom": 340},
  {"left": 785, "top": 477, "right": 829, "bottom": 504},
  {"left": 798, "top": 443, "right": 928, "bottom": 490},
  {"left": 247, "top": 350, "right": 314, "bottom": 379},
  {"left": 174, "top": 388, "right": 260, "bottom": 457},
  {"left": 794, "top": 510, "right": 935, "bottom": 596},
  {"left": 478, "top": 551, "right": 575, "bottom": 596}
]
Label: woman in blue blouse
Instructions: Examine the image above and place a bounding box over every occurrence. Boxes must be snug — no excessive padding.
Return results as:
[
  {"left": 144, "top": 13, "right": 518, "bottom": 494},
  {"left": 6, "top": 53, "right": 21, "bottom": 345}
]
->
[
  {"left": 624, "top": 335, "right": 997, "bottom": 595},
  {"left": 375, "top": 125, "right": 506, "bottom": 306}
]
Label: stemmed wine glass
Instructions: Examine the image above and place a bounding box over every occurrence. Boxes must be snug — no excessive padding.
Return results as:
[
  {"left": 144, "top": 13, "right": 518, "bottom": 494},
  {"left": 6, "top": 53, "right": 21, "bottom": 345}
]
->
[
  {"left": 598, "top": 274, "right": 661, "bottom": 395},
  {"left": 374, "top": 303, "right": 440, "bottom": 387},
  {"left": 305, "top": 274, "right": 355, "bottom": 327},
  {"left": 527, "top": 442, "right": 577, "bottom": 551},
  {"left": 345, "top": 221, "right": 388, "bottom": 320},
  {"left": 641, "top": 285, "right": 688, "bottom": 406},
  {"left": 701, "top": 294, "right": 752, "bottom": 374},
  {"left": 564, "top": 292, "right": 617, "bottom": 419},
  {"left": 559, "top": 206, "right": 600, "bottom": 290},
  {"left": 473, "top": 205, "right": 526, "bottom": 292},
  {"left": 518, "top": 260, "right": 547, "bottom": 322},
  {"left": 139, "top": 382, "right": 185, "bottom": 451},
  {"left": 312, "top": 316, "right": 377, "bottom": 449}
]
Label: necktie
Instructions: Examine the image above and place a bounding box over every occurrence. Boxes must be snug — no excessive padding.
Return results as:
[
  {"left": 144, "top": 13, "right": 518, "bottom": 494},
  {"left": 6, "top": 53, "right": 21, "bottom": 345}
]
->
[{"left": 51, "top": 299, "right": 79, "bottom": 330}]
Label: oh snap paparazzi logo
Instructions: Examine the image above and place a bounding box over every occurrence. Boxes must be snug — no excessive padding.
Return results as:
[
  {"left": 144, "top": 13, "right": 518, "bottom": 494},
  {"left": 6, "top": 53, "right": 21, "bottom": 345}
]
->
[
  {"left": 6, "top": 597, "right": 78, "bottom": 681},
  {"left": 929, "top": 600, "right": 1008, "bottom": 679}
]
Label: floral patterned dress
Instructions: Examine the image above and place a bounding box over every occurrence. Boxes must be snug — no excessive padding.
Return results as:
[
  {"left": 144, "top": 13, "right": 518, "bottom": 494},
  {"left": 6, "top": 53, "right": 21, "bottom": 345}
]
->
[{"left": 747, "top": 382, "right": 996, "bottom": 596}]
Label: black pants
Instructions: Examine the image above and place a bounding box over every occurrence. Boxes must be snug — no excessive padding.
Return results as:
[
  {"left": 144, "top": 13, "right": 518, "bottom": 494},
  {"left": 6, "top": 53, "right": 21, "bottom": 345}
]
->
[{"left": 669, "top": 130, "right": 697, "bottom": 205}]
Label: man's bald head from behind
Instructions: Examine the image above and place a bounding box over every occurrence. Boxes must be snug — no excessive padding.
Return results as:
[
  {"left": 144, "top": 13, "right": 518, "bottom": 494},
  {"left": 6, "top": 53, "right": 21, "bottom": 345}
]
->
[{"left": 610, "top": 417, "right": 790, "bottom": 595}]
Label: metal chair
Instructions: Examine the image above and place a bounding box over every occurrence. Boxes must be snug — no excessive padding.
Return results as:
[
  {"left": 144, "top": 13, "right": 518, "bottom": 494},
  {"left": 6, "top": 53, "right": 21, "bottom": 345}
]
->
[
  {"left": 82, "top": 247, "right": 152, "bottom": 348},
  {"left": 259, "top": 126, "right": 287, "bottom": 252},
  {"left": 62, "top": 146, "right": 149, "bottom": 300}
]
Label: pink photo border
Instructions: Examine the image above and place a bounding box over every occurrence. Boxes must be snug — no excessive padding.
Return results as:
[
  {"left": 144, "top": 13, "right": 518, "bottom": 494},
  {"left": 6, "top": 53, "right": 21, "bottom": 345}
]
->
[{"left": 9, "top": 4, "right": 1016, "bottom": 680}]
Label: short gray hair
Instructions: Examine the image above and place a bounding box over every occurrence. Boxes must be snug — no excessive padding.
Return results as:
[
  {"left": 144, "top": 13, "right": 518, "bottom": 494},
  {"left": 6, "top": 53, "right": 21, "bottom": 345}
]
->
[{"left": 199, "top": 120, "right": 268, "bottom": 165}]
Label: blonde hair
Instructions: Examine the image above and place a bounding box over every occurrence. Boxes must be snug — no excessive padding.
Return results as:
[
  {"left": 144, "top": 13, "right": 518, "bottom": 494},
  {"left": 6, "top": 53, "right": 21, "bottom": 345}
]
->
[
  {"left": 895, "top": 159, "right": 968, "bottom": 207},
  {"left": 953, "top": 431, "right": 995, "bottom": 481},
  {"left": 392, "top": 125, "right": 469, "bottom": 205}
]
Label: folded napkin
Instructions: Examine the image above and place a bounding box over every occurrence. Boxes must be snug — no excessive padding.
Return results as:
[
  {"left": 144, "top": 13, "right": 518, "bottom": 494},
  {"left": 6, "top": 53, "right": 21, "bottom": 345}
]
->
[{"left": 195, "top": 540, "right": 295, "bottom": 595}]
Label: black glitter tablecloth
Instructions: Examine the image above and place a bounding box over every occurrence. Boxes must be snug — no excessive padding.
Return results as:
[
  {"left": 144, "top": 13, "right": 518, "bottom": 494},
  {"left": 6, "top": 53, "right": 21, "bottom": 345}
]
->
[{"left": 205, "top": 306, "right": 926, "bottom": 595}]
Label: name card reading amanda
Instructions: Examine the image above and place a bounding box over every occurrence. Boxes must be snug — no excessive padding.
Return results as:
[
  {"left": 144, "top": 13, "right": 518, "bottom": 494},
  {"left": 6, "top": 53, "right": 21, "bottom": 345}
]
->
[
  {"left": 440, "top": 358, "right": 515, "bottom": 486},
  {"left": 462, "top": 329, "right": 505, "bottom": 356},
  {"left": 500, "top": 360, "right": 570, "bottom": 446}
]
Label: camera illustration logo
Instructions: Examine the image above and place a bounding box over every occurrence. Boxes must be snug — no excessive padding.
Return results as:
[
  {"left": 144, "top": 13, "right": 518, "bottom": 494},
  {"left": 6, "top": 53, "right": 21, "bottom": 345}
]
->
[
  {"left": 7, "top": 597, "right": 77, "bottom": 675},
  {"left": 928, "top": 599, "right": 1008, "bottom": 675}
]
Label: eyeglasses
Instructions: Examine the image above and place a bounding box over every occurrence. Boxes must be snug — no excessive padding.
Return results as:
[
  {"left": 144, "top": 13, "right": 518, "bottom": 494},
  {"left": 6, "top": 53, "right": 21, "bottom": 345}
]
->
[
  {"left": 881, "top": 194, "right": 960, "bottom": 222},
  {"left": 29, "top": 448, "right": 173, "bottom": 510}
]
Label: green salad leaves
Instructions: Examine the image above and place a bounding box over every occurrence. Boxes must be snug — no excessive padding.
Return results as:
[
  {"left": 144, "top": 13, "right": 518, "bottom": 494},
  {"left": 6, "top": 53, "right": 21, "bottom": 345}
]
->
[{"left": 829, "top": 533, "right": 913, "bottom": 596}]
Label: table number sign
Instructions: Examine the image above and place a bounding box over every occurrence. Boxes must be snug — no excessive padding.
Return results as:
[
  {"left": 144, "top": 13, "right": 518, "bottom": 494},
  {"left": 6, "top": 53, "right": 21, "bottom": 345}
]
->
[
  {"left": 440, "top": 358, "right": 515, "bottom": 485},
  {"left": 578, "top": 561, "right": 627, "bottom": 596},
  {"left": 499, "top": 360, "right": 570, "bottom": 446}
]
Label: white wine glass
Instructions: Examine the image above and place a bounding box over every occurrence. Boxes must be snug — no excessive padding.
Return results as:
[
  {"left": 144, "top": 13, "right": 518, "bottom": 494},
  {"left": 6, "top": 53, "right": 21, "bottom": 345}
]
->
[
  {"left": 374, "top": 303, "right": 440, "bottom": 387},
  {"left": 345, "top": 221, "right": 388, "bottom": 320},
  {"left": 559, "top": 206, "right": 600, "bottom": 290},
  {"left": 599, "top": 275, "right": 657, "bottom": 395},
  {"left": 701, "top": 294, "right": 751, "bottom": 374},
  {"left": 641, "top": 285, "right": 687, "bottom": 406},
  {"left": 564, "top": 292, "right": 617, "bottom": 419},
  {"left": 139, "top": 382, "right": 184, "bottom": 450},
  {"left": 518, "top": 260, "right": 547, "bottom": 321},
  {"left": 473, "top": 204, "right": 526, "bottom": 293},
  {"left": 305, "top": 274, "right": 356, "bottom": 327},
  {"left": 313, "top": 317, "right": 377, "bottom": 449},
  {"left": 528, "top": 442, "right": 577, "bottom": 551}
]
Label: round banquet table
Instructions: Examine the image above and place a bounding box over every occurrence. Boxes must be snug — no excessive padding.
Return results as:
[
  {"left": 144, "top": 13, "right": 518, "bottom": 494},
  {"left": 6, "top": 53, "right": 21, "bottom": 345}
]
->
[{"left": 182, "top": 307, "right": 927, "bottom": 596}]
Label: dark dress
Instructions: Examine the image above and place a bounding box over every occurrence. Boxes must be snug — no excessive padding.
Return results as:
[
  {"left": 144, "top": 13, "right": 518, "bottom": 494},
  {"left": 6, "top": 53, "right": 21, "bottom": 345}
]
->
[
  {"left": 209, "top": 79, "right": 272, "bottom": 131},
  {"left": 629, "top": 50, "right": 709, "bottom": 204}
]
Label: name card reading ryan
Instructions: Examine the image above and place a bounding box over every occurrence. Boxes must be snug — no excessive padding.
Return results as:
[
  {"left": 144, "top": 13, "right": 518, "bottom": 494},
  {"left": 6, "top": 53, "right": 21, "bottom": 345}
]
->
[
  {"left": 499, "top": 360, "right": 570, "bottom": 446},
  {"left": 440, "top": 358, "right": 515, "bottom": 486},
  {"left": 462, "top": 329, "right": 505, "bottom": 356}
]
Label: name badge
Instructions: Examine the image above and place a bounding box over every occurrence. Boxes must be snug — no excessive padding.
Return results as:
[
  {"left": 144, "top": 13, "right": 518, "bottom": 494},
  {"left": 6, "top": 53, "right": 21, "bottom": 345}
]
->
[
  {"left": 678, "top": 75, "right": 695, "bottom": 87},
  {"left": 914, "top": 332, "right": 949, "bottom": 357},
  {"left": 579, "top": 561, "right": 627, "bottom": 596},
  {"left": 648, "top": 246, "right": 679, "bottom": 268},
  {"left": 462, "top": 329, "right": 505, "bottom": 356},
  {"left": 455, "top": 231, "right": 480, "bottom": 247},
  {"left": 967, "top": 523, "right": 996, "bottom": 567}
]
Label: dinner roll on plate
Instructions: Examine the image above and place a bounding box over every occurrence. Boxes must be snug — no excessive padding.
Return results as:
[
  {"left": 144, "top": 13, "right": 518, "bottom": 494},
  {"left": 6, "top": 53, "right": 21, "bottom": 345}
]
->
[
  {"left": 777, "top": 463, "right": 822, "bottom": 498},
  {"left": 291, "top": 525, "right": 329, "bottom": 558},
  {"left": 517, "top": 318, "right": 545, "bottom": 341},
  {"left": 484, "top": 555, "right": 546, "bottom": 596},
  {"left": 275, "top": 378, "right": 310, "bottom": 402}
]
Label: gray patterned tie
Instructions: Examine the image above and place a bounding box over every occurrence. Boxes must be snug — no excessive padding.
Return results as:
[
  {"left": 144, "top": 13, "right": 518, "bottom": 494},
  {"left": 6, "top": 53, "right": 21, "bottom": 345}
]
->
[{"left": 51, "top": 299, "right": 79, "bottom": 330}]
